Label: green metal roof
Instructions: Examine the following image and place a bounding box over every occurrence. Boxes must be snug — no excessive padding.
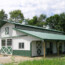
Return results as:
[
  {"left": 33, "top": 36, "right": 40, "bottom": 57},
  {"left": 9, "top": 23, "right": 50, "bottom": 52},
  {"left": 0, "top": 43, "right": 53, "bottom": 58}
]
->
[
  {"left": 0, "top": 20, "right": 64, "bottom": 33},
  {"left": 13, "top": 28, "right": 65, "bottom": 41},
  {"left": 9, "top": 21, "right": 63, "bottom": 33},
  {"left": 0, "top": 20, "right": 63, "bottom": 33}
]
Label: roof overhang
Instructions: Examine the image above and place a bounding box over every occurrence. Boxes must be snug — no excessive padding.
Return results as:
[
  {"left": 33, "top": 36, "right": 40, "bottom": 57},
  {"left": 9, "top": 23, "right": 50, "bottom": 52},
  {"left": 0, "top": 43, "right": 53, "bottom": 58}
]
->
[{"left": 13, "top": 28, "right": 65, "bottom": 41}]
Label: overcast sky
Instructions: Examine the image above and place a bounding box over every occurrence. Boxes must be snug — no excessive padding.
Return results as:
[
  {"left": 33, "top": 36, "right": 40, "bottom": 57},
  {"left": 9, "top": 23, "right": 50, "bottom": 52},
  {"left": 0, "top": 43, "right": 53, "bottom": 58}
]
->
[{"left": 0, "top": 0, "right": 65, "bottom": 19}]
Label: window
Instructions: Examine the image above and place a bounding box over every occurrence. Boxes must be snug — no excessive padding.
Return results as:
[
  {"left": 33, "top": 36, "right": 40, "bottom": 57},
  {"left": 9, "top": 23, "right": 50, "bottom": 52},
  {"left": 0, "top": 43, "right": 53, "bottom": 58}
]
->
[
  {"left": 7, "top": 39, "right": 12, "bottom": 46},
  {"left": 19, "top": 43, "right": 24, "bottom": 49},
  {"left": 5, "top": 27, "right": 9, "bottom": 34},
  {"left": 2, "top": 40, "right": 6, "bottom": 46}
]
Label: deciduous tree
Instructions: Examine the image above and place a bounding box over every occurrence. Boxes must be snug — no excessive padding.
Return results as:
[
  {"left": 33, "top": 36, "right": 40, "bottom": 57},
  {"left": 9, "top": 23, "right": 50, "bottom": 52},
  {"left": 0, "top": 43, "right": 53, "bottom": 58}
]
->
[
  {"left": 0, "top": 9, "right": 7, "bottom": 20},
  {"left": 9, "top": 10, "right": 24, "bottom": 22}
]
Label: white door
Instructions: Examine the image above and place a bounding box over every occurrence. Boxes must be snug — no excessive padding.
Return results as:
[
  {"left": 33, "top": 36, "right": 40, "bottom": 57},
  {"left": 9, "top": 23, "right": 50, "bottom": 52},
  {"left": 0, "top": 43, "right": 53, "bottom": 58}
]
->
[{"left": 1, "top": 39, "right": 12, "bottom": 55}]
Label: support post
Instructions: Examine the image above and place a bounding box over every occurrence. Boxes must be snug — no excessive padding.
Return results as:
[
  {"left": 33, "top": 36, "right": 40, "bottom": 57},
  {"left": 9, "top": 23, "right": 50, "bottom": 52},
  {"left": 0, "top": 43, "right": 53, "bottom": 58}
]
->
[
  {"left": 43, "top": 41, "right": 46, "bottom": 58},
  {"left": 57, "top": 42, "right": 59, "bottom": 56}
]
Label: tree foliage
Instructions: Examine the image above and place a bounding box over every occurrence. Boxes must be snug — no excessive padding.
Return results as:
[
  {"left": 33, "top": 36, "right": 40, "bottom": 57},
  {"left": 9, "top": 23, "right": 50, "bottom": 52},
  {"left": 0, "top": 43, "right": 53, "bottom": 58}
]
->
[
  {"left": 59, "top": 13, "right": 65, "bottom": 32},
  {"left": 38, "top": 14, "right": 46, "bottom": 22},
  {"left": 46, "top": 14, "right": 60, "bottom": 29},
  {"left": 46, "top": 13, "right": 65, "bottom": 32},
  {"left": 27, "top": 14, "right": 46, "bottom": 27},
  {"left": 0, "top": 9, "right": 7, "bottom": 20},
  {"left": 9, "top": 10, "right": 24, "bottom": 22}
]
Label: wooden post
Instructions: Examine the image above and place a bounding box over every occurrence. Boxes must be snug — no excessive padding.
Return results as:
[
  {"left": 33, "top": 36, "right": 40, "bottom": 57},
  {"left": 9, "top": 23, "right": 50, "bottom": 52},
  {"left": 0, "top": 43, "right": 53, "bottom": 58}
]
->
[
  {"left": 43, "top": 41, "right": 45, "bottom": 58},
  {"left": 57, "top": 42, "right": 59, "bottom": 56}
]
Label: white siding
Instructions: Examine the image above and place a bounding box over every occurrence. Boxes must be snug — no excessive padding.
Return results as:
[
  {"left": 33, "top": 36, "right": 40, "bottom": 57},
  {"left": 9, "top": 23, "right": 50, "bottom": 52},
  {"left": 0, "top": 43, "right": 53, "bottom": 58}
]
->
[
  {"left": 12, "top": 36, "right": 40, "bottom": 51},
  {"left": 1, "top": 23, "right": 14, "bottom": 37},
  {"left": 13, "top": 37, "right": 30, "bottom": 50},
  {"left": 32, "top": 41, "right": 37, "bottom": 56},
  {"left": 12, "top": 29, "right": 25, "bottom": 36},
  {"left": 0, "top": 23, "right": 27, "bottom": 51},
  {"left": 26, "top": 36, "right": 40, "bottom": 41},
  {"left": 0, "top": 23, "right": 41, "bottom": 53},
  {"left": 1, "top": 23, "right": 25, "bottom": 38}
]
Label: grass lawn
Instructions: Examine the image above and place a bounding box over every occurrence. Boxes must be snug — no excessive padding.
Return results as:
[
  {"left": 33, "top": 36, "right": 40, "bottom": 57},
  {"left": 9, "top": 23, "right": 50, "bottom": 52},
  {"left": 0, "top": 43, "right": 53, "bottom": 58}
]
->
[{"left": 5, "top": 57, "right": 65, "bottom": 65}]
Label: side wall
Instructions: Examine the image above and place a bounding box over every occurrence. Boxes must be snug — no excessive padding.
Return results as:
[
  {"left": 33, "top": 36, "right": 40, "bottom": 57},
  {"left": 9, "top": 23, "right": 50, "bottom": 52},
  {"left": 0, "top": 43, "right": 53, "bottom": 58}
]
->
[
  {"left": 12, "top": 36, "right": 40, "bottom": 57},
  {"left": 0, "top": 23, "right": 41, "bottom": 56},
  {"left": 12, "top": 37, "right": 31, "bottom": 56},
  {"left": 0, "top": 23, "right": 26, "bottom": 54}
]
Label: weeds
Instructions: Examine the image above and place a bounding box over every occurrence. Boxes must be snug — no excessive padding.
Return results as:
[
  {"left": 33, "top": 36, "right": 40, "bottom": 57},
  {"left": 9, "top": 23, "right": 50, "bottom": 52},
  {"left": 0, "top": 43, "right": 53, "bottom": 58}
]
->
[{"left": 5, "top": 57, "right": 65, "bottom": 65}]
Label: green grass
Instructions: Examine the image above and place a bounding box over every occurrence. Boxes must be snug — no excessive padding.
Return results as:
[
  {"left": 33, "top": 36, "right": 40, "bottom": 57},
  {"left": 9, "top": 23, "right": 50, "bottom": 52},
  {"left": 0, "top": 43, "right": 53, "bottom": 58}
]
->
[{"left": 5, "top": 58, "right": 65, "bottom": 65}]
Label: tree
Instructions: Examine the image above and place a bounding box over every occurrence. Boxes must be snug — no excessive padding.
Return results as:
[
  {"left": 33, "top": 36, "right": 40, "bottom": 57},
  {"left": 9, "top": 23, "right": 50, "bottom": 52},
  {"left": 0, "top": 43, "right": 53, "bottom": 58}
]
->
[
  {"left": 27, "top": 14, "right": 46, "bottom": 27},
  {"left": 46, "top": 14, "right": 61, "bottom": 30},
  {"left": 0, "top": 9, "right": 7, "bottom": 20},
  {"left": 59, "top": 13, "right": 65, "bottom": 32},
  {"left": 37, "top": 14, "right": 46, "bottom": 27},
  {"left": 46, "top": 13, "right": 65, "bottom": 32},
  {"left": 9, "top": 10, "right": 24, "bottom": 22},
  {"left": 38, "top": 14, "right": 46, "bottom": 22},
  {"left": 28, "top": 16, "right": 38, "bottom": 25}
]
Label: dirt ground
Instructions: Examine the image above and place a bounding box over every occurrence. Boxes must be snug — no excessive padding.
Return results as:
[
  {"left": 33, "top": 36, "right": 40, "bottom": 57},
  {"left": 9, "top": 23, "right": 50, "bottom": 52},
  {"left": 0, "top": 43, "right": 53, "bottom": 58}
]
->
[
  {"left": 0, "top": 54, "right": 64, "bottom": 64},
  {"left": 0, "top": 55, "right": 43, "bottom": 64}
]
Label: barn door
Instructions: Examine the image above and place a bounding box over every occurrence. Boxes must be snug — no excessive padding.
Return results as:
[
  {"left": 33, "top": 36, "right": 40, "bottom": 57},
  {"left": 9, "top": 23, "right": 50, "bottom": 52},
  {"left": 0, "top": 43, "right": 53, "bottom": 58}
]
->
[
  {"left": 36, "top": 41, "right": 42, "bottom": 56},
  {"left": 1, "top": 40, "right": 6, "bottom": 54},
  {"left": 7, "top": 39, "right": 12, "bottom": 54},
  {"left": 1, "top": 39, "right": 12, "bottom": 55}
]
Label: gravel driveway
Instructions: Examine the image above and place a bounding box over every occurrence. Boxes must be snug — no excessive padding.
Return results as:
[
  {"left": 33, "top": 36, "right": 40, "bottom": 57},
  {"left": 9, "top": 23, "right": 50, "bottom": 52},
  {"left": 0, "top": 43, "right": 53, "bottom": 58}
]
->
[{"left": 0, "top": 55, "right": 42, "bottom": 64}]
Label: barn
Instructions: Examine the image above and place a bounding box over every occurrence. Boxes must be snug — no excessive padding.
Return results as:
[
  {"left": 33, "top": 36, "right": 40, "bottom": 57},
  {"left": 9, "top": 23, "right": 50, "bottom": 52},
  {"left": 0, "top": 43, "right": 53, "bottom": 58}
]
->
[{"left": 0, "top": 20, "right": 65, "bottom": 57}]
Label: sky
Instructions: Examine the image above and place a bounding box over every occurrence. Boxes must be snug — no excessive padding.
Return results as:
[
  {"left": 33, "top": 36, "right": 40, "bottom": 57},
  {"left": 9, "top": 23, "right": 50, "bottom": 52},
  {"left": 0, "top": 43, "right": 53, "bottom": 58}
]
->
[{"left": 0, "top": 0, "right": 65, "bottom": 19}]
